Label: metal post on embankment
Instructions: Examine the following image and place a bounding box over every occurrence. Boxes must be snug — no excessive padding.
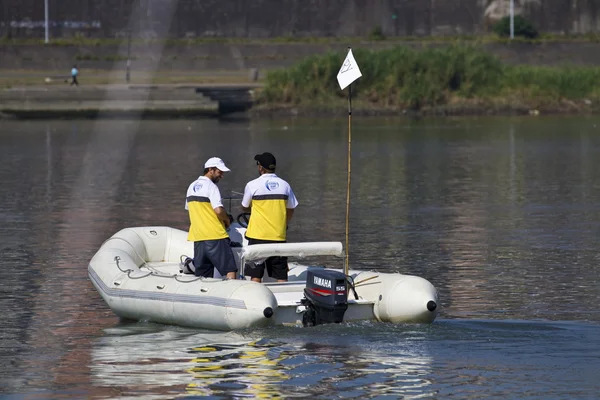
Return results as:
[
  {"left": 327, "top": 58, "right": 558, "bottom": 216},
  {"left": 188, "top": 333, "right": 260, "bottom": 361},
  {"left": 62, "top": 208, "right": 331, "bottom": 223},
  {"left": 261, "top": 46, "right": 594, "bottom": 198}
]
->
[
  {"left": 44, "top": 0, "right": 49, "bottom": 44},
  {"left": 510, "top": 0, "right": 514, "bottom": 39},
  {"left": 126, "top": 29, "right": 132, "bottom": 83}
]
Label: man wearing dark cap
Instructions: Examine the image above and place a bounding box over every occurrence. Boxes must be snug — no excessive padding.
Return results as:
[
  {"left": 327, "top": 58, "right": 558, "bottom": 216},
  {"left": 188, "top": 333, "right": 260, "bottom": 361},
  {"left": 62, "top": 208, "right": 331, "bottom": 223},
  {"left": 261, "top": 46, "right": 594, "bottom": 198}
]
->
[{"left": 241, "top": 152, "right": 298, "bottom": 282}]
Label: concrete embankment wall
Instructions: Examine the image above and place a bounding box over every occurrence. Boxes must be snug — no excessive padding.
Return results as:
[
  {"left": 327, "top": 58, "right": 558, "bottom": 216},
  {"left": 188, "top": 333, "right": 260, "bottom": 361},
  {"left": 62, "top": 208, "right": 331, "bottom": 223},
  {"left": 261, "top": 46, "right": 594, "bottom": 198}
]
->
[
  {"left": 2, "top": 0, "right": 600, "bottom": 38},
  {"left": 3, "top": 41, "right": 600, "bottom": 74}
]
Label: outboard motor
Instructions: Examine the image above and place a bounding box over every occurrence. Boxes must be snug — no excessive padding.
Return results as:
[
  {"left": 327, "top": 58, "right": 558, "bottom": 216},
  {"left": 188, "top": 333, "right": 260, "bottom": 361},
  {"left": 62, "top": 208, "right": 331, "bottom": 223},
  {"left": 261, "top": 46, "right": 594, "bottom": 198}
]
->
[{"left": 301, "top": 269, "right": 348, "bottom": 327}]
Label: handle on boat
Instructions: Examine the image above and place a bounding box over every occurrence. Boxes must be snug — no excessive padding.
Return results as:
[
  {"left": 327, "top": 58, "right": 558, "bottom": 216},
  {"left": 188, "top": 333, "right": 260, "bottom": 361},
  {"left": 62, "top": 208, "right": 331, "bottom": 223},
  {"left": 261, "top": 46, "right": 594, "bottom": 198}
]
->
[{"left": 346, "top": 275, "right": 359, "bottom": 300}]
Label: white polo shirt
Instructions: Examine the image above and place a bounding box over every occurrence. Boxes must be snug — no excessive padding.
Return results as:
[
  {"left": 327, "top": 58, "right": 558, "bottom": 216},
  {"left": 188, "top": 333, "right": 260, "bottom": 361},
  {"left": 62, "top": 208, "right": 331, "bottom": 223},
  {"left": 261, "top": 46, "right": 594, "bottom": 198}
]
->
[
  {"left": 241, "top": 173, "right": 298, "bottom": 241},
  {"left": 185, "top": 176, "right": 228, "bottom": 241}
]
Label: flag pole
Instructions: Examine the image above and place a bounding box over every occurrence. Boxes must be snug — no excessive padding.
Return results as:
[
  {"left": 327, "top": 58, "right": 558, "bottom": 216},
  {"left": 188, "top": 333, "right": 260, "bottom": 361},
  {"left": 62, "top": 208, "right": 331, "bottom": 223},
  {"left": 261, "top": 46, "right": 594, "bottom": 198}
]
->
[
  {"left": 336, "top": 46, "right": 361, "bottom": 277},
  {"left": 344, "top": 80, "right": 352, "bottom": 276}
]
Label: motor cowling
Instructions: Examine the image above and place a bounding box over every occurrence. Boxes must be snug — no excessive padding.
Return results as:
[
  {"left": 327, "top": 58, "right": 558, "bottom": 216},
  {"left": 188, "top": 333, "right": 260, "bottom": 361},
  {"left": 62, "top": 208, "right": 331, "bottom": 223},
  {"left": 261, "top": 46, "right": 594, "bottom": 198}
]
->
[{"left": 301, "top": 269, "right": 348, "bottom": 326}]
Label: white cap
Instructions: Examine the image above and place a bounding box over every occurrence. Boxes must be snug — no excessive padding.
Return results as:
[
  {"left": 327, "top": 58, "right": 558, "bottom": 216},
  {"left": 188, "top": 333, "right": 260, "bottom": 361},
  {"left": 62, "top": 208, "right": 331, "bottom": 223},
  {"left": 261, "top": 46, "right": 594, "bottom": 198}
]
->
[{"left": 204, "top": 157, "right": 230, "bottom": 172}]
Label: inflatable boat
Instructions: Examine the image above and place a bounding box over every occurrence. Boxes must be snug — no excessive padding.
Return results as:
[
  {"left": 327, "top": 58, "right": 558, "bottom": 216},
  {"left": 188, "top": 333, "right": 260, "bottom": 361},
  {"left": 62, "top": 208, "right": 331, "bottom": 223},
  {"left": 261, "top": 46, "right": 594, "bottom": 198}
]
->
[{"left": 88, "top": 222, "right": 439, "bottom": 331}]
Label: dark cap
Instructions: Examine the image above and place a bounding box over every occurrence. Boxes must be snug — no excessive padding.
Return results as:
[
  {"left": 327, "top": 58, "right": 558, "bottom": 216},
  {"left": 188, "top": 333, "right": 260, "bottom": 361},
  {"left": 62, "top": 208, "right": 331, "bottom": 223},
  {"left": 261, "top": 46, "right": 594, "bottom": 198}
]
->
[{"left": 254, "top": 152, "right": 276, "bottom": 170}]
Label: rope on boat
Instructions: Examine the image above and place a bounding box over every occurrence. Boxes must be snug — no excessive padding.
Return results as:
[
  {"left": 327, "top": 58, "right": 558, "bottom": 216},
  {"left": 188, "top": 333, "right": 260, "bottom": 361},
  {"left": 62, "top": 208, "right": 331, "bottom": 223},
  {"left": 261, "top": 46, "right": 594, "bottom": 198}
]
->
[
  {"left": 104, "top": 236, "right": 182, "bottom": 279},
  {"left": 342, "top": 273, "right": 381, "bottom": 300},
  {"left": 114, "top": 255, "right": 152, "bottom": 279},
  {"left": 103, "top": 236, "right": 149, "bottom": 266},
  {"left": 353, "top": 275, "right": 380, "bottom": 287},
  {"left": 113, "top": 253, "right": 209, "bottom": 283},
  {"left": 104, "top": 238, "right": 220, "bottom": 283},
  {"left": 174, "top": 275, "right": 206, "bottom": 283}
]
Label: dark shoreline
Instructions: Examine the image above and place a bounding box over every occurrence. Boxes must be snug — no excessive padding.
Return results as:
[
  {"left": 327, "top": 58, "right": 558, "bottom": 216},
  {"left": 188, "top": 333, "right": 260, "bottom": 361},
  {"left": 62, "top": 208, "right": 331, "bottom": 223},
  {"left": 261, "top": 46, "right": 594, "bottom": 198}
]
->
[
  {"left": 2, "top": 103, "right": 598, "bottom": 120},
  {"left": 1, "top": 83, "right": 598, "bottom": 120},
  {"left": 249, "top": 102, "right": 600, "bottom": 119}
]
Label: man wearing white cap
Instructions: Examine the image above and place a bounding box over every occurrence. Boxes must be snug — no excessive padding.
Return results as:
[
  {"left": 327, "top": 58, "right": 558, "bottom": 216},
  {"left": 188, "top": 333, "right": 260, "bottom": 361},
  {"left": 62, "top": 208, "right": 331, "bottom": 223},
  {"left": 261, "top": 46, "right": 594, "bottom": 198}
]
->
[{"left": 184, "top": 157, "right": 237, "bottom": 279}]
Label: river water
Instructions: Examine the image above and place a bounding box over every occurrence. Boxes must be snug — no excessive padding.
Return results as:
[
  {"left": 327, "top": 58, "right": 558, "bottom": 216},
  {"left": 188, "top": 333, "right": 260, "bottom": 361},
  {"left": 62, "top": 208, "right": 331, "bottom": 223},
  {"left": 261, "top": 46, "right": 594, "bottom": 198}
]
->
[{"left": 1, "top": 117, "right": 599, "bottom": 398}]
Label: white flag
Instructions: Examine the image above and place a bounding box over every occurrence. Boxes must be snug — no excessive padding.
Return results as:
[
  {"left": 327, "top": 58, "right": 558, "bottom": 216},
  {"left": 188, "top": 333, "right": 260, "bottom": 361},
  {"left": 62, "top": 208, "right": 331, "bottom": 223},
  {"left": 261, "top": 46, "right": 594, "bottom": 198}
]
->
[{"left": 336, "top": 49, "right": 362, "bottom": 90}]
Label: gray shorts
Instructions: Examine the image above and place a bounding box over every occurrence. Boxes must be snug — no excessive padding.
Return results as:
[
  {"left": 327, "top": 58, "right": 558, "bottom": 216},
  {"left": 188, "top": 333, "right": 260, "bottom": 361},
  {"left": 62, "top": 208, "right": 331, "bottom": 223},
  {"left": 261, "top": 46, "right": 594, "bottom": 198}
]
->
[{"left": 193, "top": 239, "right": 237, "bottom": 278}]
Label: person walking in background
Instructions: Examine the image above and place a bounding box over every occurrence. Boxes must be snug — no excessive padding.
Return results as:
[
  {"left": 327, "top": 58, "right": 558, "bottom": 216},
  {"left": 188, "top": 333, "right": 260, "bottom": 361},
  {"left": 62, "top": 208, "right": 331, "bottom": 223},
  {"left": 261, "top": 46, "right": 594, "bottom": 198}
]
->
[
  {"left": 241, "top": 152, "right": 298, "bottom": 283},
  {"left": 70, "top": 65, "right": 79, "bottom": 86},
  {"left": 185, "top": 157, "right": 237, "bottom": 279}
]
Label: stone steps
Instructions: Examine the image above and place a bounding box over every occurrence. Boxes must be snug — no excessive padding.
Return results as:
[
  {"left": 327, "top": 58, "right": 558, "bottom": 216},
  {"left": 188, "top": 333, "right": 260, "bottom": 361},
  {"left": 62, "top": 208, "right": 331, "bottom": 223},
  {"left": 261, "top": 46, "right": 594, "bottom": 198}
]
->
[{"left": 0, "top": 84, "right": 259, "bottom": 118}]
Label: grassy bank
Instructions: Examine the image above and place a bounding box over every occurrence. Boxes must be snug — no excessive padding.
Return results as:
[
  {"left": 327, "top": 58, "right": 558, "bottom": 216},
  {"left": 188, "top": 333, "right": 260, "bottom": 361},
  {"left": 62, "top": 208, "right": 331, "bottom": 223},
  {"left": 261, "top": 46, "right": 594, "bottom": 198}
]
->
[{"left": 257, "top": 45, "right": 600, "bottom": 115}]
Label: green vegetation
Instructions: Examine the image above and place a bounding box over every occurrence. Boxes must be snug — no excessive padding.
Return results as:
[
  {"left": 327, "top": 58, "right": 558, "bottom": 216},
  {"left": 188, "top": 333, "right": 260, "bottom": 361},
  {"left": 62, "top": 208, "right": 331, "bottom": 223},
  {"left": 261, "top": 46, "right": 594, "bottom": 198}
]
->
[
  {"left": 368, "top": 26, "right": 386, "bottom": 41},
  {"left": 493, "top": 16, "right": 539, "bottom": 39},
  {"left": 103, "top": 54, "right": 137, "bottom": 62},
  {"left": 73, "top": 53, "right": 136, "bottom": 61},
  {"left": 75, "top": 54, "right": 100, "bottom": 61},
  {"left": 258, "top": 45, "right": 600, "bottom": 112}
]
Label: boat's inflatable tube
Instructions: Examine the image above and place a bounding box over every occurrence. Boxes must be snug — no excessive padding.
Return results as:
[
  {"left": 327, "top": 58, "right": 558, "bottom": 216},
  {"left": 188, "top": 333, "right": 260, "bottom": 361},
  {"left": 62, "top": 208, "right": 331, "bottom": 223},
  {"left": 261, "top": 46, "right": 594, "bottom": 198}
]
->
[
  {"left": 89, "top": 227, "right": 277, "bottom": 330},
  {"left": 89, "top": 226, "right": 440, "bottom": 329},
  {"left": 287, "top": 267, "right": 439, "bottom": 324}
]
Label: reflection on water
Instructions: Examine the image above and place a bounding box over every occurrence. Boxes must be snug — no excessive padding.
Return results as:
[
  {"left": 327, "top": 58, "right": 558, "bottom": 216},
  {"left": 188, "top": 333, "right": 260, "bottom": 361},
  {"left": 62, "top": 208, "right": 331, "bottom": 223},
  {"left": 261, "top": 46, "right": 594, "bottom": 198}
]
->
[
  {"left": 92, "top": 326, "right": 278, "bottom": 397},
  {"left": 88, "top": 319, "right": 600, "bottom": 398},
  {"left": 90, "top": 323, "right": 435, "bottom": 399},
  {"left": 185, "top": 339, "right": 289, "bottom": 397}
]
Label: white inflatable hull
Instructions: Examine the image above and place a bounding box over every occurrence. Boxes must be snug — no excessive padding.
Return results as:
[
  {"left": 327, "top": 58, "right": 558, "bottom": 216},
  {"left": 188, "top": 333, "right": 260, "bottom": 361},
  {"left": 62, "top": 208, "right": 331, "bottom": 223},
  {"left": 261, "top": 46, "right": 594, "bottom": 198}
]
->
[{"left": 89, "top": 226, "right": 439, "bottom": 330}]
